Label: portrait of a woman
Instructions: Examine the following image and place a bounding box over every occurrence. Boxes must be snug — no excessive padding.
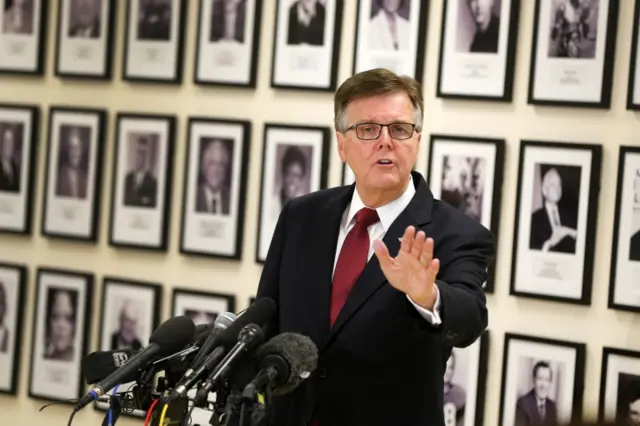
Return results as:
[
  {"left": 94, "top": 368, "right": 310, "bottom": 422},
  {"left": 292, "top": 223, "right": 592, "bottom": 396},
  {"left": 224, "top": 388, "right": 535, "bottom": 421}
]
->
[{"left": 43, "top": 288, "right": 78, "bottom": 362}]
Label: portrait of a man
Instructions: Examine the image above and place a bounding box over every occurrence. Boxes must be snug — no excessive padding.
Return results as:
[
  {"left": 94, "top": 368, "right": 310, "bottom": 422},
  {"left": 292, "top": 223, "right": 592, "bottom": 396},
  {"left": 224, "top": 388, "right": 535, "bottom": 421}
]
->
[
  {"left": 0, "top": 122, "right": 22, "bottom": 193},
  {"left": 457, "top": 0, "right": 501, "bottom": 53},
  {"left": 443, "top": 351, "right": 467, "bottom": 426},
  {"left": 286, "top": 0, "right": 326, "bottom": 46},
  {"left": 43, "top": 287, "right": 78, "bottom": 362},
  {"left": 55, "top": 125, "right": 91, "bottom": 200},
  {"left": 123, "top": 133, "right": 158, "bottom": 209},
  {"left": 110, "top": 300, "right": 142, "bottom": 350},
  {"left": 0, "top": 281, "right": 8, "bottom": 353},
  {"left": 616, "top": 374, "right": 640, "bottom": 426},
  {"left": 548, "top": 0, "right": 598, "bottom": 58},
  {"left": 529, "top": 164, "right": 580, "bottom": 254},
  {"left": 210, "top": 0, "right": 246, "bottom": 43},
  {"left": 2, "top": 0, "right": 34, "bottom": 35},
  {"left": 369, "top": 0, "right": 411, "bottom": 51},
  {"left": 515, "top": 360, "right": 559, "bottom": 426},
  {"left": 440, "top": 155, "right": 485, "bottom": 223},
  {"left": 271, "top": 144, "right": 311, "bottom": 221},
  {"left": 195, "top": 137, "right": 233, "bottom": 215},
  {"left": 137, "top": 0, "right": 171, "bottom": 41},
  {"left": 68, "top": 0, "right": 102, "bottom": 38}
]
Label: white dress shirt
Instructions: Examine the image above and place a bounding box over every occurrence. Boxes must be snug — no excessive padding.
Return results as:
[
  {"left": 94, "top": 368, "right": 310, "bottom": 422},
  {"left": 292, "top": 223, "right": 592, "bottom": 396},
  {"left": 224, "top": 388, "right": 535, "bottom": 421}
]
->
[
  {"left": 545, "top": 201, "right": 561, "bottom": 228},
  {"left": 368, "top": 12, "right": 411, "bottom": 51},
  {"left": 332, "top": 178, "right": 442, "bottom": 326},
  {"left": 203, "top": 185, "right": 222, "bottom": 214}
]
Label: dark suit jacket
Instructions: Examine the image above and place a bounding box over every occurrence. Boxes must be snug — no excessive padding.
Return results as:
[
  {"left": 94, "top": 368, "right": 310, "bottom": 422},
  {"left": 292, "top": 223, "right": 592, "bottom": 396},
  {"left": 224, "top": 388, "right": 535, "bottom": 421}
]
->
[
  {"left": 110, "top": 332, "right": 142, "bottom": 351},
  {"left": 69, "top": 18, "right": 101, "bottom": 38},
  {"left": 630, "top": 230, "right": 640, "bottom": 262},
  {"left": 195, "top": 184, "right": 230, "bottom": 215},
  {"left": 470, "top": 14, "right": 500, "bottom": 53},
  {"left": 287, "top": 2, "right": 325, "bottom": 46},
  {"left": 0, "top": 160, "right": 20, "bottom": 192},
  {"left": 56, "top": 167, "right": 88, "bottom": 199},
  {"left": 529, "top": 205, "right": 577, "bottom": 253},
  {"left": 123, "top": 171, "right": 158, "bottom": 208},
  {"left": 515, "top": 390, "right": 558, "bottom": 426},
  {"left": 210, "top": 0, "right": 245, "bottom": 42},
  {"left": 255, "top": 172, "right": 494, "bottom": 426}
]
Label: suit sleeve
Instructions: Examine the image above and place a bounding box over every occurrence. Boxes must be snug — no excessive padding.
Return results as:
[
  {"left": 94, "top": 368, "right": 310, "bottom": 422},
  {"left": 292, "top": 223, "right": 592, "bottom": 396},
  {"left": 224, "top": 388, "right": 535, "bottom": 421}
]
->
[{"left": 435, "top": 225, "right": 494, "bottom": 348}]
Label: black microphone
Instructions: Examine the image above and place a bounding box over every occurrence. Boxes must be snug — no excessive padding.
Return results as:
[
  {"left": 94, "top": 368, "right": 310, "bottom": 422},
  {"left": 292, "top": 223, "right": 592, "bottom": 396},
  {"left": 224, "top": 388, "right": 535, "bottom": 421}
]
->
[
  {"left": 183, "top": 312, "right": 236, "bottom": 377},
  {"left": 75, "top": 315, "right": 195, "bottom": 411},
  {"left": 193, "top": 323, "right": 265, "bottom": 406},
  {"left": 82, "top": 348, "right": 140, "bottom": 385},
  {"left": 242, "top": 332, "right": 318, "bottom": 398}
]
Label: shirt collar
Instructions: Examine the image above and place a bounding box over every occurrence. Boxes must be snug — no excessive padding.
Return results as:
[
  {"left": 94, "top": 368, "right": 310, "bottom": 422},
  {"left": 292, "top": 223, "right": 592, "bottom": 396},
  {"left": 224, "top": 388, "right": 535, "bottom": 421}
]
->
[{"left": 345, "top": 176, "right": 415, "bottom": 232}]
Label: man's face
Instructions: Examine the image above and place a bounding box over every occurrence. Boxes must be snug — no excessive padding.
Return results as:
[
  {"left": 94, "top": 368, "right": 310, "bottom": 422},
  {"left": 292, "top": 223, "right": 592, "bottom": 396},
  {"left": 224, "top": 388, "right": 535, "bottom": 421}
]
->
[
  {"left": 542, "top": 170, "right": 562, "bottom": 204},
  {"left": 337, "top": 92, "right": 420, "bottom": 194},
  {"left": 203, "top": 141, "right": 229, "bottom": 190},
  {"left": 283, "top": 161, "right": 305, "bottom": 198},
  {"left": 629, "top": 398, "right": 640, "bottom": 426},
  {"left": 381, "top": 0, "right": 402, "bottom": 13},
  {"left": 1, "top": 129, "right": 15, "bottom": 158},
  {"left": 534, "top": 366, "right": 552, "bottom": 399},
  {"left": 68, "top": 132, "right": 83, "bottom": 168},
  {"left": 467, "top": 0, "right": 494, "bottom": 28},
  {"left": 50, "top": 291, "right": 75, "bottom": 352},
  {"left": 444, "top": 355, "right": 454, "bottom": 383}
]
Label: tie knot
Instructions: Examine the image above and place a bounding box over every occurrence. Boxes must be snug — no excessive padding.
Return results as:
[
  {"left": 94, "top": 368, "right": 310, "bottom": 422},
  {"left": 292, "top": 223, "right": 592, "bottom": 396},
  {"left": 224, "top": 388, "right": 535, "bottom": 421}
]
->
[{"left": 355, "top": 208, "right": 379, "bottom": 228}]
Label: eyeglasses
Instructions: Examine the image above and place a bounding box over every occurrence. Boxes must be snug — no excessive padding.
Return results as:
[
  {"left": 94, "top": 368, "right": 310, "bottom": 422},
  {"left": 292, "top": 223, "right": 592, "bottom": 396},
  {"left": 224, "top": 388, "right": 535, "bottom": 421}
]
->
[{"left": 345, "top": 123, "right": 416, "bottom": 141}]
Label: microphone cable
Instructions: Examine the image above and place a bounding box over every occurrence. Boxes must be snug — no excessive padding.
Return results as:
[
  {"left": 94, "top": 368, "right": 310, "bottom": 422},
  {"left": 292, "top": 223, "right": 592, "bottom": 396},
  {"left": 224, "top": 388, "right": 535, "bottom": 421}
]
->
[
  {"left": 158, "top": 401, "right": 170, "bottom": 426},
  {"left": 107, "top": 384, "right": 120, "bottom": 426},
  {"left": 143, "top": 398, "right": 160, "bottom": 426}
]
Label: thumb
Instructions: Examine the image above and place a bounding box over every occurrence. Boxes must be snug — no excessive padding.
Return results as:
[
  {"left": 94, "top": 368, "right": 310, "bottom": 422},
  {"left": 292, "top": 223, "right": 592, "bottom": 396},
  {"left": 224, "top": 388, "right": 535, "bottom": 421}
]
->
[{"left": 373, "top": 240, "right": 393, "bottom": 269}]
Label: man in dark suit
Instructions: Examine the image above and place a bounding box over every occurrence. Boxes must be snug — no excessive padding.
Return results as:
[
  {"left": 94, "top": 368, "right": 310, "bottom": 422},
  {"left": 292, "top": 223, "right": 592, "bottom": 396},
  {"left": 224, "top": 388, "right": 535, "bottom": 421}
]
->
[
  {"left": 210, "top": 0, "right": 246, "bottom": 43},
  {"left": 0, "top": 125, "right": 20, "bottom": 193},
  {"left": 515, "top": 361, "right": 558, "bottom": 426},
  {"left": 529, "top": 167, "right": 578, "bottom": 254},
  {"left": 123, "top": 135, "right": 158, "bottom": 208},
  {"left": 137, "top": 0, "right": 171, "bottom": 41},
  {"left": 68, "top": 0, "right": 101, "bottom": 38},
  {"left": 110, "top": 301, "right": 142, "bottom": 351},
  {"left": 255, "top": 68, "right": 494, "bottom": 426},
  {"left": 465, "top": 0, "right": 501, "bottom": 53},
  {"left": 287, "top": 0, "right": 325, "bottom": 46},
  {"left": 56, "top": 127, "right": 89, "bottom": 199},
  {"left": 630, "top": 229, "right": 640, "bottom": 262},
  {"left": 195, "top": 138, "right": 231, "bottom": 215}
]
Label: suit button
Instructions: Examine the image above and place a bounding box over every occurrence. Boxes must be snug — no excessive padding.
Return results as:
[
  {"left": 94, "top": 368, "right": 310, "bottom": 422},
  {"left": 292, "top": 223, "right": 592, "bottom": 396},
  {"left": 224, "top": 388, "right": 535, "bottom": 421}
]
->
[{"left": 318, "top": 368, "right": 328, "bottom": 379}]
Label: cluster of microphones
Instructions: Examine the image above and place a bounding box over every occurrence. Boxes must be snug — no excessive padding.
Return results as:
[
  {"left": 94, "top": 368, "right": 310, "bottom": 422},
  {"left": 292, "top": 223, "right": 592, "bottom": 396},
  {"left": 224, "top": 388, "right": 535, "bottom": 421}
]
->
[{"left": 65, "top": 297, "right": 318, "bottom": 426}]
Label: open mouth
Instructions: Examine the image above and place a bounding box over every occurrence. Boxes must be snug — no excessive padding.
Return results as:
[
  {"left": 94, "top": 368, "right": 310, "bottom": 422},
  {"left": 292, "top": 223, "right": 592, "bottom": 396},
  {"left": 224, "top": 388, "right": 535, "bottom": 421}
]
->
[{"left": 376, "top": 159, "right": 393, "bottom": 166}]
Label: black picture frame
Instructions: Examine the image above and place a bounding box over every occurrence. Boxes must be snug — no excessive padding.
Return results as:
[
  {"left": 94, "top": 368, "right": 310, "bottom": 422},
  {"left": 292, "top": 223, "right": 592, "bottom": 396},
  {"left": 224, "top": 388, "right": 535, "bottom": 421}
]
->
[
  {"left": 498, "top": 332, "right": 586, "bottom": 426},
  {"left": 121, "top": 0, "right": 188, "bottom": 84},
  {"left": 179, "top": 117, "right": 251, "bottom": 260},
  {"left": 627, "top": 0, "right": 640, "bottom": 110},
  {"left": 255, "top": 123, "right": 331, "bottom": 263},
  {"left": 598, "top": 346, "right": 640, "bottom": 424},
  {"left": 0, "top": 0, "right": 49, "bottom": 76},
  {"left": 171, "top": 288, "right": 237, "bottom": 325},
  {"left": 0, "top": 103, "right": 40, "bottom": 235},
  {"left": 426, "top": 134, "right": 505, "bottom": 293},
  {"left": 41, "top": 106, "right": 108, "bottom": 243},
  {"left": 608, "top": 145, "right": 640, "bottom": 313},
  {"left": 270, "top": 0, "right": 344, "bottom": 91},
  {"left": 193, "top": 0, "right": 263, "bottom": 88},
  {"left": 54, "top": 0, "right": 117, "bottom": 79},
  {"left": 436, "top": 0, "right": 521, "bottom": 101},
  {"left": 0, "top": 262, "right": 28, "bottom": 396},
  {"left": 28, "top": 267, "right": 94, "bottom": 404},
  {"left": 527, "top": 0, "right": 619, "bottom": 108},
  {"left": 108, "top": 112, "right": 176, "bottom": 252},
  {"left": 510, "top": 140, "right": 602, "bottom": 305}
]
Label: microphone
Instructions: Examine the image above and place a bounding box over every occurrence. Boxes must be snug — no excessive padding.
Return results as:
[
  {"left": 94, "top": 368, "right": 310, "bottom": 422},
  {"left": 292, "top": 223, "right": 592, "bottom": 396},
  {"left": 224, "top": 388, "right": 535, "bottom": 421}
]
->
[
  {"left": 74, "top": 315, "right": 196, "bottom": 411},
  {"left": 82, "top": 348, "right": 140, "bottom": 385},
  {"left": 242, "top": 332, "right": 318, "bottom": 398},
  {"left": 185, "top": 312, "right": 236, "bottom": 375}
]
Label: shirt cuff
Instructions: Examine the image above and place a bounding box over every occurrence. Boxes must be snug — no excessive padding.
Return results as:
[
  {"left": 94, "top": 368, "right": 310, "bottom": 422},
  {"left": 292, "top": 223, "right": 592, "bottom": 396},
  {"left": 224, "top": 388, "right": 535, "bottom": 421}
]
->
[{"left": 407, "top": 286, "right": 442, "bottom": 326}]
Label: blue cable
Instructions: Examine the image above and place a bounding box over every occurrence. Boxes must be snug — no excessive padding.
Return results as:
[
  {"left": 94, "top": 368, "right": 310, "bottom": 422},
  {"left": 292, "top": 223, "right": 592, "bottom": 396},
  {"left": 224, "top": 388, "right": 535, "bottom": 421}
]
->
[{"left": 107, "top": 384, "right": 119, "bottom": 426}]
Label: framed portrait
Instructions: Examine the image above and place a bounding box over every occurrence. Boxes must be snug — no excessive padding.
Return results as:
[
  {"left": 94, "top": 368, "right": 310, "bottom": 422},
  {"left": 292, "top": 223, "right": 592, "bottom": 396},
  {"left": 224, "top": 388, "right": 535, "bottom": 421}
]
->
[
  {"left": 627, "top": 0, "right": 640, "bottom": 109},
  {"left": 0, "top": 103, "right": 40, "bottom": 235},
  {"left": 109, "top": 113, "right": 176, "bottom": 251},
  {"left": 54, "top": 0, "right": 116, "bottom": 79},
  {"left": 352, "top": 0, "right": 430, "bottom": 82},
  {"left": 28, "top": 267, "right": 94, "bottom": 403},
  {"left": 256, "top": 123, "right": 330, "bottom": 263},
  {"left": 94, "top": 277, "right": 162, "bottom": 417},
  {"left": 41, "top": 107, "right": 106, "bottom": 242},
  {"left": 194, "top": 0, "right": 262, "bottom": 87},
  {"left": 436, "top": 0, "right": 520, "bottom": 101},
  {"left": 510, "top": 140, "right": 602, "bottom": 304},
  {"left": 342, "top": 163, "right": 355, "bottom": 186},
  {"left": 0, "top": 0, "right": 48, "bottom": 75},
  {"left": 598, "top": 346, "right": 640, "bottom": 424},
  {"left": 0, "top": 262, "right": 27, "bottom": 395},
  {"left": 180, "top": 117, "right": 251, "bottom": 259},
  {"left": 443, "top": 331, "right": 490, "bottom": 426},
  {"left": 122, "top": 0, "right": 187, "bottom": 83},
  {"left": 527, "top": 0, "right": 619, "bottom": 108},
  {"left": 498, "top": 333, "right": 586, "bottom": 426},
  {"left": 427, "top": 135, "right": 505, "bottom": 293},
  {"left": 171, "top": 288, "right": 236, "bottom": 326},
  {"left": 608, "top": 146, "right": 640, "bottom": 313},
  {"left": 270, "top": 0, "right": 343, "bottom": 91}
]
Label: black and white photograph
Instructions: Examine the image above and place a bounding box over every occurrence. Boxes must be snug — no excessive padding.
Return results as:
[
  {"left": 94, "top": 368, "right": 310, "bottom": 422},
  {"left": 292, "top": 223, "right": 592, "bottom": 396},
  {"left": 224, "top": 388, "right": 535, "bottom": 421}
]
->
[
  {"left": 109, "top": 113, "right": 175, "bottom": 251},
  {"left": 510, "top": 141, "right": 601, "bottom": 304},
  {"left": 180, "top": 117, "right": 251, "bottom": 259},
  {"left": 171, "top": 288, "right": 236, "bottom": 326},
  {"left": 42, "top": 107, "right": 106, "bottom": 242},
  {"left": 498, "top": 333, "right": 586, "bottom": 426},
  {"left": 427, "top": 135, "right": 505, "bottom": 292},
  {"left": 122, "top": 0, "right": 187, "bottom": 83},
  {"left": 0, "top": 0, "right": 47, "bottom": 75},
  {"left": 55, "top": 0, "right": 116, "bottom": 79},
  {"left": 608, "top": 146, "right": 640, "bottom": 313},
  {"left": 270, "top": 0, "right": 343, "bottom": 90},
  {"left": 28, "top": 268, "right": 93, "bottom": 402},
  {"left": 599, "top": 347, "right": 640, "bottom": 425},
  {"left": 0, "top": 262, "right": 27, "bottom": 395},
  {"left": 352, "top": 0, "right": 429, "bottom": 82},
  {"left": 528, "top": 0, "right": 618, "bottom": 107},
  {"left": 256, "top": 123, "right": 330, "bottom": 262},
  {"left": 436, "top": 0, "right": 520, "bottom": 100},
  {"left": 627, "top": 0, "right": 640, "bottom": 109},
  {"left": 94, "top": 277, "right": 162, "bottom": 416},
  {"left": 443, "top": 331, "right": 489, "bottom": 426},
  {"left": 194, "top": 0, "right": 262, "bottom": 87},
  {"left": 342, "top": 162, "right": 355, "bottom": 185},
  {"left": 0, "top": 104, "right": 39, "bottom": 234}
]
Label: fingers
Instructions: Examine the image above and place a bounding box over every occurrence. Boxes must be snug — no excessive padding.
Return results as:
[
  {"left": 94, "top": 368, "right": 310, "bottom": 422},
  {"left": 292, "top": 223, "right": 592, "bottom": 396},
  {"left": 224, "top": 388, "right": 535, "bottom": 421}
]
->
[
  {"left": 419, "top": 237, "right": 434, "bottom": 268},
  {"left": 400, "top": 226, "right": 416, "bottom": 254},
  {"left": 426, "top": 258, "right": 440, "bottom": 283},
  {"left": 373, "top": 239, "right": 393, "bottom": 269}
]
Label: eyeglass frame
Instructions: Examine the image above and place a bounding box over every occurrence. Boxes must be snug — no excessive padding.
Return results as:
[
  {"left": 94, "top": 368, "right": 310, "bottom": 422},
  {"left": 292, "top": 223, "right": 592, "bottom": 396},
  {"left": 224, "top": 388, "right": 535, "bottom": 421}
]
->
[{"left": 342, "top": 122, "right": 418, "bottom": 141}]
